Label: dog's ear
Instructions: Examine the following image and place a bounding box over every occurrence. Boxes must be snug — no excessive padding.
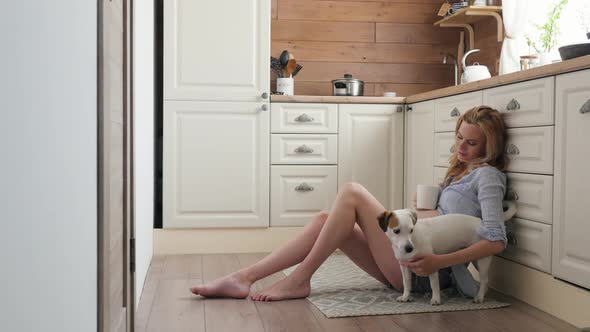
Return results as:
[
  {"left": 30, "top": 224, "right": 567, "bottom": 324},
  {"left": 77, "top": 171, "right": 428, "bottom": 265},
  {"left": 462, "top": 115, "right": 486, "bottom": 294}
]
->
[
  {"left": 409, "top": 209, "right": 418, "bottom": 225},
  {"left": 377, "top": 210, "right": 397, "bottom": 232}
]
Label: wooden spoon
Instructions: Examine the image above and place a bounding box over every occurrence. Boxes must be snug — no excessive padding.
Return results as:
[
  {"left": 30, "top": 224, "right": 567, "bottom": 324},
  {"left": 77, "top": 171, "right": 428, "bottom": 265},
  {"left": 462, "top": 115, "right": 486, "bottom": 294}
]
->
[{"left": 285, "top": 59, "right": 297, "bottom": 78}]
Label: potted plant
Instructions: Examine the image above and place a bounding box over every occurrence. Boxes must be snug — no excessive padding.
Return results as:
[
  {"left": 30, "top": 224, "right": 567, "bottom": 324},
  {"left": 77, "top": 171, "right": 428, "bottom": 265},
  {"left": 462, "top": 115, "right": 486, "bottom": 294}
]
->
[{"left": 526, "top": 0, "right": 569, "bottom": 65}]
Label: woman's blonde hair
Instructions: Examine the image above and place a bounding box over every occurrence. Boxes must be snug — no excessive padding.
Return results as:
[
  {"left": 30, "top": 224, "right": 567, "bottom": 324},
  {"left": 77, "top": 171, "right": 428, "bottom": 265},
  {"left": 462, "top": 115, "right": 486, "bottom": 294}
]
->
[{"left": 443, "top": 105, "right": 508, "bottom": 186}]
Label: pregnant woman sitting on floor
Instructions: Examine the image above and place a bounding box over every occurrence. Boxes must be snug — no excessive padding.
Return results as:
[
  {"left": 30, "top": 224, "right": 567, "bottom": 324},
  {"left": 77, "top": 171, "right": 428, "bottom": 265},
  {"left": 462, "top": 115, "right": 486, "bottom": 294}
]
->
[{"left": 190, "top": 105, "right": 509, "bottom": 301}]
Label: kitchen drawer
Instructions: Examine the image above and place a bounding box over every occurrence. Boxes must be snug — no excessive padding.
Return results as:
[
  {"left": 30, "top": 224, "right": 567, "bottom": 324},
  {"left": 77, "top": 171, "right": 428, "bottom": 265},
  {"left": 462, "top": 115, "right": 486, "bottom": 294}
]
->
[
  {"left": 271, "top": 134, "right": 338, "bottom": 165},
  {"left": 270, "top": 165, "right": 338, "bottom": 226},
  {"left": 483, "top": 77, "right": 554, "bottom": 128},
  {"left": 499, "top": 218, "right": 552, "bottom": 273},
  {"left": 433, "top": 132, "right": 455, "bottom": 167},
  {"left": 271, "top": 103, "right": 338, "bottom": 133},
  {"left": 434, "top": 91, "right": 483, "bottom": 132},
  {"left": 505, "top": 172, "right": 553, "bottom": 225},
  {"left": 505, "top": 126, "right": 554, "bottom": 174}
]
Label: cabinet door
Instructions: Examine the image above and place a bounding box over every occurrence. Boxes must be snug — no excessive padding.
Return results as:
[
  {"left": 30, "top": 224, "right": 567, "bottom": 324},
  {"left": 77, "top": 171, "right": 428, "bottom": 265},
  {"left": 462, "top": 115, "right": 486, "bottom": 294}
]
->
[
  {"left": 338, "top": 104, "right": 404, "bottom": 209},
  {"left": 163, "top": 101, "right": 269, "bottom": 228},
  {"left": 164, "top": 0, "right": 270, "bottom": 101},
  {"left": 405, "top": 101, "right": 435, "bottom": 208},
  {"left": 553, "top": 70, "right": 590, "bottom": 289}
]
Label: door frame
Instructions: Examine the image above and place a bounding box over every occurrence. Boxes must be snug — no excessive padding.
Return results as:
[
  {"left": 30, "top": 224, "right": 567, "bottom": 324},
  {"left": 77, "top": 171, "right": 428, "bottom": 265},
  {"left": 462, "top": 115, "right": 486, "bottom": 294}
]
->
[{"left": 97, "top": 0, "right": 135, "bottom": 331}]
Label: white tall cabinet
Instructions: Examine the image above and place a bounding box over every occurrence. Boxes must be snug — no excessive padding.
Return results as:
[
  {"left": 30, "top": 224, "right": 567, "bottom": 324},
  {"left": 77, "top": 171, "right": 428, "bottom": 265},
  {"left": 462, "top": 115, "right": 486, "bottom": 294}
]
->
[
  {"left": 553, "top": 69, "right": 590, "bottom": 289},
  {"left": 163, "top": 0, "right": 271, "bottom": 228},
  {"left": 338, "top": 104, "right": 404, "bottom": 209},
  {"left": 404, "top": 101, "right": 435, "bottom": 208}
]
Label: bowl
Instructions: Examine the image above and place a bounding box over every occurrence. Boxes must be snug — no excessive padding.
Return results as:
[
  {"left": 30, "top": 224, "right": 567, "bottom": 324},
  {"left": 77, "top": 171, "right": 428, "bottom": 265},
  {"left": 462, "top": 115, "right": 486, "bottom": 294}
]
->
[{"left": 558, "top": 42, "right": 590, "bottom": 60}]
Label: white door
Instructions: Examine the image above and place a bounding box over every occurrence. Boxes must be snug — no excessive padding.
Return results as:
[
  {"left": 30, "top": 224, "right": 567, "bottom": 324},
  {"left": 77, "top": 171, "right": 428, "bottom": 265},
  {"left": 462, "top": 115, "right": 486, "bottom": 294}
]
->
[
  {"left": 404, "top": 101, "right": 435, "bottom": 208},
  {"left": 163, "top": 101, "right": 269, "bottom": 228},
  {"left": 164, "top": 0, "right": 270, "bottom": 102},
  {"left": 338, "top": 104, "right": 404, "bottom": 209},
  {"left": 552, "top": 69, "right": 590, "bottom": 289}
]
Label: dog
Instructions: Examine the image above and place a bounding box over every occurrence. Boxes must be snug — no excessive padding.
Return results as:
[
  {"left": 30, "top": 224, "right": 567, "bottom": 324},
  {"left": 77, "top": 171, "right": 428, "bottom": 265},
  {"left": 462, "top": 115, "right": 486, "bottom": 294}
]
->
[{"left": 377, "top": 202, "right": 516, "bottom": 305}]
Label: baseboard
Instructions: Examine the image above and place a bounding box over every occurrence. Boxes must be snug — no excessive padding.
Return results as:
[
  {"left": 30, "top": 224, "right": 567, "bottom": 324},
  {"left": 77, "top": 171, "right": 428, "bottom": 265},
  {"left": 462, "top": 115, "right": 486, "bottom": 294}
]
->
[
  {"left": 153, "top": 229, "right": 590, "bottom": 329},
  {"left": 488, "top": 256, "right": 590, "bottom": 329}
]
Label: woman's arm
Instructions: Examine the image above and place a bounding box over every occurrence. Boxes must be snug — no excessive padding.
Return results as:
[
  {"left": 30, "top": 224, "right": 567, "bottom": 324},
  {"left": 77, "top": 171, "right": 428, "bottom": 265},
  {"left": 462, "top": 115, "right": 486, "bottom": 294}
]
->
[{"left": 401, "top": 239, "right": 503, "bottom": 276}]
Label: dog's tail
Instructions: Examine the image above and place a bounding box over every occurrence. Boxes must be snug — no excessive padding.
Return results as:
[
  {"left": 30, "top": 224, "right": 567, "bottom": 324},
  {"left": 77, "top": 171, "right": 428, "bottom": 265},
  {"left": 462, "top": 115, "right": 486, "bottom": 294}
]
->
[{"left": 503, "top": 200, "right": 517, "bottom": 221}]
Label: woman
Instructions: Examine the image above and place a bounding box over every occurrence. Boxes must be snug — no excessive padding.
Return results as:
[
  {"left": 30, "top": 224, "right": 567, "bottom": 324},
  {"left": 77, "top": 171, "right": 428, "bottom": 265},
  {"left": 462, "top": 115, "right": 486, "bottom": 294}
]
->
[{"left": 190, "top": 105, "right": 508, "bottom": 301}]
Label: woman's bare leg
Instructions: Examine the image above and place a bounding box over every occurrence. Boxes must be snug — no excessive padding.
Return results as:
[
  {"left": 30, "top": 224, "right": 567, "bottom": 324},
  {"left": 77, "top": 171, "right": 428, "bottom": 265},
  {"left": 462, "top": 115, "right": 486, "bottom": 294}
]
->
[
  {"left": 190, "top": 209, "right": 393, "bottom": 298},
  {"left": 251, "top": 183, "right": 402, "bottom": 301}
]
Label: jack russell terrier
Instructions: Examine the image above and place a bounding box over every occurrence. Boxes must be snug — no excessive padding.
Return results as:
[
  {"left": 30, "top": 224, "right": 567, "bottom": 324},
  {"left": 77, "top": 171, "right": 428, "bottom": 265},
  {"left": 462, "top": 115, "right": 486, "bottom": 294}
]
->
[{"left": 378, "top": 202, "right": 516, "bottom": 305}]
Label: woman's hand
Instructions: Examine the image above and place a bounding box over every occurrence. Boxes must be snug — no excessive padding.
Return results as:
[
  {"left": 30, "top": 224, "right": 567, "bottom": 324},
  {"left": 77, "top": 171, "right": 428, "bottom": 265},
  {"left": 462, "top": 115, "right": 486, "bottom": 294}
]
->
[{"left": 400, "top": 254, "right": 444, "bottom": 277}]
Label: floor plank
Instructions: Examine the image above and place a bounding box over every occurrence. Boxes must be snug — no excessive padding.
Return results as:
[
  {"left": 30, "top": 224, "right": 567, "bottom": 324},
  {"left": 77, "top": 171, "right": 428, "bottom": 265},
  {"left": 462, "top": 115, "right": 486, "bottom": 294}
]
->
[
  {"left": 135, "top": 253, "right": 580, "bottom": 332},
  {"left": 201, "top": 254, "right": 265, "bottom": 332}
]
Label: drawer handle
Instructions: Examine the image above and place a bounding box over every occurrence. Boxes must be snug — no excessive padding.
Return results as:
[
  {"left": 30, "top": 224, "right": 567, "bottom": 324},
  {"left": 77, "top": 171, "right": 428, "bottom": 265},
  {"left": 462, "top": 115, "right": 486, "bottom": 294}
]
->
[
  {"left": 507, "top": 231, "right": 518, "bottom": 246},
  {"left": 506, "top": 143, "right": 520, "bottom": 155},
  {"left": 294, "top": 113, "right": 314, "bottom": 122},
  {"left": 580, "top": 99, "right": 590, "bottom": 114},
  {"left": 295, "top": 183, "right": 314, "bottom": 192},
  {"left": 450, "top": 107, "right": 461, "bottom": 117},
  {"left": 449, "top": 145, "right": 455, "bottom": 153},
  {"left": 505, "top": 189, "right": 519, "bottom": 201},
  {"left": 506, "top": 98, "right": 521, "bottom": 111},
  {"left": 294, "top": 144, "right": 314, "bottom": 153}
]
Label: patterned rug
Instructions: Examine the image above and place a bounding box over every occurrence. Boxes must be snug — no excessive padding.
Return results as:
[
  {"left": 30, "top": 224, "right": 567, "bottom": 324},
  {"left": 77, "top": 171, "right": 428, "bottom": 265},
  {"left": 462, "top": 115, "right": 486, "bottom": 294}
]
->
[{"left": 283, "top": 254, "right": 510, "bottom": 318}]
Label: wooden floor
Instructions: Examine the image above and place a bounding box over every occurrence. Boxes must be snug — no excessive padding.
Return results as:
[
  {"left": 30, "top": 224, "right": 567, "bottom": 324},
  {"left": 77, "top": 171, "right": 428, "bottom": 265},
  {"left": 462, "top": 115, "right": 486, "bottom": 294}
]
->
[{"left": 136, "top": 253, "right": 578, "bottom": 332}]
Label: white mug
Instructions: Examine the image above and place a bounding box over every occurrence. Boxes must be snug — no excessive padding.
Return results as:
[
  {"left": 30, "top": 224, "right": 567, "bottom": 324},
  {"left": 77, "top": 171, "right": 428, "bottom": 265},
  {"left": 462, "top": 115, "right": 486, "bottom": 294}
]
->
[
  {"left": 277, "top": 77, "right": 294, "bottom": 96},
  {"left": 416, "top": 184, "right": 440, "bottom": 210}
]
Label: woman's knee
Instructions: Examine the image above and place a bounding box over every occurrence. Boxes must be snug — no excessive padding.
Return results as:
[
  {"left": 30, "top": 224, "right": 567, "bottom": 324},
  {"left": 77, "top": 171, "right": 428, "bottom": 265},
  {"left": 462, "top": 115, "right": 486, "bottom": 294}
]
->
[{"left": 340, "top": 182, "right": 366, "bottom": 202}]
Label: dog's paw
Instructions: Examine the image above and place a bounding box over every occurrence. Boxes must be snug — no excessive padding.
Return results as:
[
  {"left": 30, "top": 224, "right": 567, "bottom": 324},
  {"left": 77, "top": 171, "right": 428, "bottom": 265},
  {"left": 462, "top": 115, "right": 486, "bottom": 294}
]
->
[
  {"left": 430, "top": 297, "right": 441, "bottom": 305},
  {"left": 473, "top": 296, "right": 485, "bottom": 303},
  {"left": 396, "top": 295, "right": 411, "bottom": 302}
]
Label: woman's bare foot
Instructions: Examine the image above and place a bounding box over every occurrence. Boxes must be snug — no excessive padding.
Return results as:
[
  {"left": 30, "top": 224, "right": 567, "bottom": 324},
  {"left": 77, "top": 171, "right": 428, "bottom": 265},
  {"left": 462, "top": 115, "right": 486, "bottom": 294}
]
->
[
  {"left": 190, "top": 272, "right": 252, "bottom": 299},
  {"left": 250, "top": 275, "right": 310, "bottom": 301}
]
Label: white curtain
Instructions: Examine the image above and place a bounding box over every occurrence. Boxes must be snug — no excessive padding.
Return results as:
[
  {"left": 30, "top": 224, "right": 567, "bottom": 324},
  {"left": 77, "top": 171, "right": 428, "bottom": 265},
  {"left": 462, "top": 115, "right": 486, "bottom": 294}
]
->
[{"left": 499, "top": 0, "right": 529, "bottom": 75}]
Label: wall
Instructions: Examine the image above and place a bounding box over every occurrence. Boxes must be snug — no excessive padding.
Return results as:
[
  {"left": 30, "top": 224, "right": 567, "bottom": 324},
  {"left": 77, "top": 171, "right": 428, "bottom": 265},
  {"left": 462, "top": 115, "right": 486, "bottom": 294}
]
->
[
  {"left": 133, "top": 0, "right": 155, "bottom": 307},
  {"left": 0, "top": 2, "right": 97, "bottom": 332},
  {"left": 270, "top": 0, "right": 461, "bottom": 96}
]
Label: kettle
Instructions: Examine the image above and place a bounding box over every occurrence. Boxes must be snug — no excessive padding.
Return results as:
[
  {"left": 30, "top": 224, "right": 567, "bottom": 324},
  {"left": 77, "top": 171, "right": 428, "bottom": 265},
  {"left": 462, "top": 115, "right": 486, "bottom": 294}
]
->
[{"left": 461, "top": 49, "right": 491, "bottom": 84}]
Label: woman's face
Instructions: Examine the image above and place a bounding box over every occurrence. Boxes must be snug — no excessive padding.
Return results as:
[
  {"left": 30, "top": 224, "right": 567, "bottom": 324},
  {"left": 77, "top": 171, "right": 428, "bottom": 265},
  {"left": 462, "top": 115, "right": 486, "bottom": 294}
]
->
[{"left": 455, "top": 122, "right": 486, "bottom": 163}]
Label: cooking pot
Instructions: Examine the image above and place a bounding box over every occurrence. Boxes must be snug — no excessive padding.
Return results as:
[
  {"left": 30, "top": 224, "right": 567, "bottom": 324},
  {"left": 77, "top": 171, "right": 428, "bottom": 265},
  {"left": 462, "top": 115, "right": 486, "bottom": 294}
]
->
[
  {"left": 332, "top": 74, "right": 364, "bottom": 96},
  {"left": 461, "top": 49, "right": 491, "bottom": 84}
]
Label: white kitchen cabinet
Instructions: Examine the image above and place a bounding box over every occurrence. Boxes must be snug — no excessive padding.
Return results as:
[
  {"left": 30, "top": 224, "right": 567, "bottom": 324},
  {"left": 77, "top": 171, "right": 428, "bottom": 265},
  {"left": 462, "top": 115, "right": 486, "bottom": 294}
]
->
[
  {"left": 338, "top": 104, "right": 404, "bottom": 209},
  {"left": 501, "top": 218, "right": 553, "bottom": 273},
  {"left": 270, "top": 166, "right": 337, "bottom": 226},
  {"left": 483, "top": 77, "right": 554, "bottom": 128},
  {"left": 434, "top": 91, "right": 483, "bottom": 132},
  {"left": 163, "top": 101, "right": 269, "bottom": 228},
  {"left": 552, "top": 69, "right": 590, "bottom": 289},
  {"left": 271, "top": 103, "right": 338, "bottom": 133},
  {"left": 404, "top": 101, "right": 435, "bottom": 208},
  {"left": 164, "top": 0, "right": 270, "bottom": 102}
]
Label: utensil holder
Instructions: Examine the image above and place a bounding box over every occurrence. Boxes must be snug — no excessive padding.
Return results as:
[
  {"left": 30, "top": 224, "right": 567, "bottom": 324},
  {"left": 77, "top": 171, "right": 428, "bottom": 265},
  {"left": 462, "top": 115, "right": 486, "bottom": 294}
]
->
[{"left": 277, "top": 77, "right": 294, "bottom": 96}]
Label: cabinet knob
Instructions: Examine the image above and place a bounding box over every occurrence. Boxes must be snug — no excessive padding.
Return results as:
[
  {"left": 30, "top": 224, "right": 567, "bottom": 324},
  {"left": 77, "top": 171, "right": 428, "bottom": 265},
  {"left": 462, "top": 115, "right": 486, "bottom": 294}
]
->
[
  {"left": 506, "top": 98, "right": 521, "bottom": 111},
  {"left": 450, "top": 107, "right": 461, "bottom": 117},
  {"left": 295, "top": 183, "right": 314, "bottom": 192},
  {"left": 261, "top": 104, "right": 268, "bottom": 111},
  {"left": 294, "top": 145, "right": 314, "bottom": 153},
  {"left": 505, "top": 189, "right": 519, "bottom": 201},
  {"left": 294, "top": 113, "right": 314, "bottom": 122},
  {"left": 580, "top": 99, "right": 590, "bottom": 114},
  {"left": 507, "top": 231, "right": 518, "bottom": 245},
  {"left": 449, "top": 145, "right": 455, "bottom": 153},
  {"left": 261, "top": 92, "right": 269, "bottom": 99},
  {"left": 506, "top": 143, "right": 520, "bottom": 155},
  {"left": 407, "top": 106, "right": 413, "bottom": 112}
]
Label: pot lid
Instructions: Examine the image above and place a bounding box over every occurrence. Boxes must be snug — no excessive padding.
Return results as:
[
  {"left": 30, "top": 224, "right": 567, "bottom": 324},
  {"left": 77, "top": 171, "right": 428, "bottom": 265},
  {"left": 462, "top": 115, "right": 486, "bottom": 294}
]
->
[{"left": 332, "top": 74, "right": 364, "bottom": 84}]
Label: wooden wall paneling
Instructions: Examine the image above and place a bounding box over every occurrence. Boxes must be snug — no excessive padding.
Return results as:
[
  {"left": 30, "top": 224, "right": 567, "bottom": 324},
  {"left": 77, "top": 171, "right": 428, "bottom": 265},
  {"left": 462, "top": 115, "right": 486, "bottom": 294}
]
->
[
  {"left": 272, "top": 20, "right": 375, "bottom": 42},
  {"left": 272, "top": 41, "right": 456, "bottom": 64},
  {"left": 293, "top": 62, "right": 453, "bottom": 84},
  {"left": 272, "top": 0, "right": 277, "bottom": 19},
  {"left": 471, "top": 17, "right": 503, "bottom": 76},
  {"left": 278, "top": 1, "right": 441, "bottom": 23},
  {"left": 376, "top": 23, "right": 461, "bottom": 44}
]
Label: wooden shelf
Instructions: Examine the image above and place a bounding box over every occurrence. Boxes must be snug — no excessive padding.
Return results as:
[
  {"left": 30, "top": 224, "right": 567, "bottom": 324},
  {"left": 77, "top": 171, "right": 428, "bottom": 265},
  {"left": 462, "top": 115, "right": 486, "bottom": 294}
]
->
[{"left": 434, "top": 6, "right": 503, "bottom": 50}]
